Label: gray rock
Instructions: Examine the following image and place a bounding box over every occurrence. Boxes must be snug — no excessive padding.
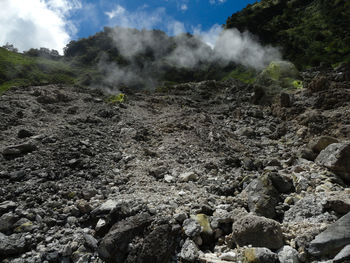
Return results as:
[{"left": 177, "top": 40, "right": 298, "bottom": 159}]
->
[
  {"left": 231, "top": 215, "right": 283, "bottom": 250},
  {"left": 0, "top": 212, "right": 18, "bottom": 234},
  {"left": 0, "top": 232, "right": 29, "bottom": 257},
  {"left": 91, "top": 199, "right": 119, "bottom": 216},
  {"left": 17, "top": 129, "right": 34, "bottom": 139},
  {"left": 183, "top": 218, "right": 201, "bottom": 237},
  {"left": 174, "top": 213, "right": 188, "bottom": 223},
  {"left": 2, "top": 141, "right": 37, "bottom": 158},
  {"left": 316, "top": 141, "right": 350, "bottom": 182},
  {"left": 277, "top": 245, "right": 300, "bottom": 263},
  {"left": 180, "top": 238, "right": 200, "bottom": 262},
  {"left": 179, "top": 171, "right": 198, "bottom": 182},
  {"left": 244, "top": 175, "right": 279, "bottom": 218},
  {"left": 137, "top": 224, "right": 178, "bottom": 263},
  {"left": 333, "top": 244, "right": 350, "bottom": 263},
  {"left": 0, "top": 201, "right": 17, "bottom": 214},
  {"left": 284, "top": 194, "right": 336, "bottom": 223},
  {"left": 324, "top": 191, "right": 350, "bottom": 215},
  {"left": 309, "top": 136, "right": 338, "bottom": 153},
  {"left": 83, "top": 234, "right": 98, "bottom": 250},
  {"left": 244, "top": 247, "right": 279, "bottom": 263},
  {"left": 98, "top": 213, "right": 153, "bottom": 263},
  {"left": 308, "top": 212, "right": 350, "bottom": 257}
]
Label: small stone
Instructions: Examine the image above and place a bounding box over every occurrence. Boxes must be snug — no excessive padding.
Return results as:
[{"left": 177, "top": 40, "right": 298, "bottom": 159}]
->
[
  {"left": 183, "top": 218, "right": 201, "bottom": 237},
  {"left": 220, "top": 251, "right": 237, "bottom": 261},
  {"left": 174, "top": 213, "right": 187, "bottom": 223},
  {"left": 17, "top": 129, "right": 34, "bottom": 139},
  {"left": 244, "top": 247, "right": 279, "bottom": 263},
  {"left": 0, "top": 201, "right": 17, "bottom": 214},
  {"left": 180, "top": 238, "right": 200, "bottom": 262},
  {"left": 179, "top": 172, "right": 198, "bottom": 182},
  {"left": 277, "top": 245, "right": 300, "bottom": 263}
]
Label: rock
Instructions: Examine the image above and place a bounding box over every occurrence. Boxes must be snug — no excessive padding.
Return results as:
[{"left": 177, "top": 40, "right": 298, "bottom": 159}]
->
[
  {"left": 231, "top": 215, "right": 283, "bottom": 250},
  {"left": 220, "top": 252, "right": 237, "bottom": 261},
  {"left": 280, "top": 92, "right": 291, "bottom": 107},
  {"left": 13, "top": 219, "right": 34, "bottom": 233},
  {"left": 180, "top": 238, "right": 200, "bottom": 262},
  {"left": 0, "top": 212, "right": 18, "bottom": 234},
  {"left": 83, "top": 233, "right": 98, "bottom": 251},
  {"left": 244, "top": 175, "right": 279, "bottom": 218},
  {"left": 333, "top": 244, "right": 350, "bottom": 263},
  {"left": 277, "top": 246, "right": 300, "bottom": 263},
  {"left": 17, "top": 129, "right": 34, "bottom": 139},
  {"left": 137, "top": 224, "right": 178, "bottom": 263},
  {"left": 269, "top": 173, "right": 294, "bottom": 194},
  {"left": 234, "top": 127, "right": 255, "bottom": 137},
  {"left": 0, "top": 201, "right": 17, "bottom": 214},
  {"left": 76, "top": 200, "right": 91, "bottom": 214},
  {"left": 174, "top": 212, "right": 188, "bottom": 223},
  {"left": 308, "top": 75, "right": 329, "bottom": 93},
  {"left": 92, "top": 199, "right": 119, "bottom": 216},
  {"left": 191, "top": 214, "right": 213, "bottom": 235},
  {"left": 2, "top": 141, "right": 37, "bottom": 158},
  {"left": 0, "top": 232, "right": 29, "bottom": 257},
  {"left": 324, "top": 191, "right": 350, "bottom": 215},
  {"left": 199, "top": 253, "right": 234, "bottom": 263},
  {"left": 244, "top": 247, "right": 279, "bottom": 263},
  {"left": 98, "top": 213, "right": 153, "bottom": 263},
  {"left": 309, "top": 136, "right": 339, "bottom": 154},
  {"left": 308, "top": 212, "right": 350, "bottom": 257},
  {"left": 254, "top": 61, "right": 301, "bottom": 104},
  {"left": 179, "top": 171, "right": 198, "bottom": 182},
  {"left": 149, "top": 166, "right": 168, "bottom": 180},
  {"left": 316, "top": 141, "right": 350, "bottom": 182},
  {"left": 183, "top": 218, "right": 201, "bottom": 237},
  {"left": 284, "top": 194, "right": 336, "bottom": 223}
]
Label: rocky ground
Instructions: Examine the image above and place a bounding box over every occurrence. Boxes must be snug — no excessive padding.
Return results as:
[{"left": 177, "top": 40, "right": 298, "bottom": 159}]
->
[{"left": 0, "top": 63, "right": 350, "bottom": 263}]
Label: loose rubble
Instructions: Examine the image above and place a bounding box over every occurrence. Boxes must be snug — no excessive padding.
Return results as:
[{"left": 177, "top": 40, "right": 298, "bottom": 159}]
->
[{"left": 0, "top": 63, "right": 350, "bottom": 262}]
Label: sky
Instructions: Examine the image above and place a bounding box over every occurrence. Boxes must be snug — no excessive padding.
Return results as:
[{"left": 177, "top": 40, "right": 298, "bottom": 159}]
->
[{"left": 0, "top": 0, "right": 258, "bottom": 54}]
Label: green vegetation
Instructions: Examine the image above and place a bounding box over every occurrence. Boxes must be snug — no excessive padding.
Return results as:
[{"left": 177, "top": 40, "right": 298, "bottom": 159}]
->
[
  {"left": 226, "top": 0, "right": 350, "bottom": 68},
  {"left": 222, "top": 66, "right": 257, "bottom": 84},
  {"left": 0, "top": 47, "right": 79, "bottom": 94},
  {"left": 107, "top": 93, "right": 126, "bottom": 103}
]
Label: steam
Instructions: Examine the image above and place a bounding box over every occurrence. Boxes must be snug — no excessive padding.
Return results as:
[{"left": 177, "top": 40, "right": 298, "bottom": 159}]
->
[{"left": 96, "top": 25, "right": 281, "bottom": 92}]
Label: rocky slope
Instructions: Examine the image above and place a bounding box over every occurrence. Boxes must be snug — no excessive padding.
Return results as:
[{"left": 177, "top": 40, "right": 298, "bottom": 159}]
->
[{"left": 0, "top": 63, "right": 350, "bottom": 263}]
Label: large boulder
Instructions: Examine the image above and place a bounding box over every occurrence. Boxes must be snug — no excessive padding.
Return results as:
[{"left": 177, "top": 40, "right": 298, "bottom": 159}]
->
[
  {"left": 231, "top": 214, "right": 283, "bottom": 250},
  {"left": 98, "top": 213, "right": 153, "bottom": 263},
  {"left": 0, "top": 233, "right": 30, "bottom": 258},
  {"left": 135, "top": 224, "right": 178, "bottom": 263},
  {"left": 243, "top": 174, "right": 280, "bottom": 219},
  {"left": 315, "top": 141, "right": 350, "bottom": 183},
  {"left": 252, "top": 61, "right": 301, "bottom": 105},
  {"left": 308, "top": 212, "right": 350, "bottom": 257}
]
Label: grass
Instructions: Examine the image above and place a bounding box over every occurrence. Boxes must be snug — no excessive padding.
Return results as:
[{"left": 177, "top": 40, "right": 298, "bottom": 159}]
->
[
  {"left": 222, "top": 66, "right": 257, "bottom": 84},
  {"left": 0, "top": 47, "right": 82, "bottom": 95}
]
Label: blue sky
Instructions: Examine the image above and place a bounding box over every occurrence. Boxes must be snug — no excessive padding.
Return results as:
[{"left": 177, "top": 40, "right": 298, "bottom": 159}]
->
[
  {"left": 0, "top": 0, "right": 258, "bottom": 53},
  {"left": 71, "top": 0, "right": 258, "bottom": 39}
]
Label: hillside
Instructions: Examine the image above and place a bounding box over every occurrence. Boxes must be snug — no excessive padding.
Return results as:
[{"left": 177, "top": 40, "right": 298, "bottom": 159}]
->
[
  {"left": 226, "top": 0, "right": 350, "bottom": 68},
  {"left": 0, "top": 48, "right": 82, "bottom": 95},
  {"left": 1, "top": 64, "right": 350, "bottom": 262}
]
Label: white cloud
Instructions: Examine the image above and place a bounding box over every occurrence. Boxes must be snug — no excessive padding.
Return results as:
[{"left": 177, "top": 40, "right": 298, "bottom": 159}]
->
[
  {"left": 0, "top": 0, "right": 81, "bottom": 54},
  {"left": 209, "top": 0, "right": 227, "bottom": 4},
  {"left": 105, "top": 4, "right": 186, "bottom": 36},
  {"left": 180, "top": 4, "right": 188, "bottom": 11}
]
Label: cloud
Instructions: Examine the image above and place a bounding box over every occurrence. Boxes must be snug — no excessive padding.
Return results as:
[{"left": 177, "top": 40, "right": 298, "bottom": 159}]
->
[
  {"left": 209, "top": 0, "right": 227, "bottom": 4},
  {"left": 0, "top": 0, "right": 81, "bottom": 54},
  {"left": 105, "top": 5, "right": 166, "bottom": 30},
  {"left": 180, "top": 4, "right": 188, "bottom": 11}
]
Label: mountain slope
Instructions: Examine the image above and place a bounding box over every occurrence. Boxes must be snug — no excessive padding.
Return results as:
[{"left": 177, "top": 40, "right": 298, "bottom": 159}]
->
[{"left": 226, "top": 0, "right": 350, "bottom": 68}]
